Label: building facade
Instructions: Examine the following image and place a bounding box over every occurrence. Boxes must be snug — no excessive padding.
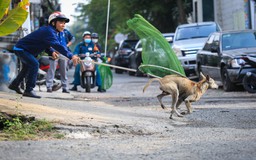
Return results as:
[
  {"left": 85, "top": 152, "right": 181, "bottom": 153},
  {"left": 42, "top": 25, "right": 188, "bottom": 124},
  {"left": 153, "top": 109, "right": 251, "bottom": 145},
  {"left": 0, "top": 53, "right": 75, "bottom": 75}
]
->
[{"left": 192, "top": 0, "right": 256, "bottom": 30}]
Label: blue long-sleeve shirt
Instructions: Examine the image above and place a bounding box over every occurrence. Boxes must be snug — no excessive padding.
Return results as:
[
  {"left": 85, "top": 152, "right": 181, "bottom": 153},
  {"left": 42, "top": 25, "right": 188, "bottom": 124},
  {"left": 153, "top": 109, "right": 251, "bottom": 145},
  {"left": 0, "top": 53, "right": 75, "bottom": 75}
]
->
[
  {"left": 73, "top": 41, "right": 100, "bottom": 60},
  {"left": 15, "top": 25, "right": 73, "bottom": 59}
]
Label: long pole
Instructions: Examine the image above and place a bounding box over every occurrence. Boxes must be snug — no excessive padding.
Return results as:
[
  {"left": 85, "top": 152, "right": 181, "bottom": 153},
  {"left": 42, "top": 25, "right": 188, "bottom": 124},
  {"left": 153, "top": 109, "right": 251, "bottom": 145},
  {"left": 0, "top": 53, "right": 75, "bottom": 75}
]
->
[{"left": 104, "top": 0, "right": 110, "bottom": 57}]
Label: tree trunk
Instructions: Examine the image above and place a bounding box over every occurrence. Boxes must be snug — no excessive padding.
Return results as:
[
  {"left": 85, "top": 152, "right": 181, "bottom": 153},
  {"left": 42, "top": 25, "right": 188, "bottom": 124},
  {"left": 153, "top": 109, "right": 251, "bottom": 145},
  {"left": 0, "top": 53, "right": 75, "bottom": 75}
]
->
[{"left": 176, "top": 0, "right": 186, "bottom": 24}]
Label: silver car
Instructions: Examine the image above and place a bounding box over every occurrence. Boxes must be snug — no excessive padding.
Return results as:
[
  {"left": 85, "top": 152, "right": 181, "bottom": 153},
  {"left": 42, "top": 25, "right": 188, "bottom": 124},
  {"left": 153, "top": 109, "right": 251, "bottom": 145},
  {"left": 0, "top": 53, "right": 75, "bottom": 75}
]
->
[{"left": 172, "top": 22, "right": 221, "bottom": 79}]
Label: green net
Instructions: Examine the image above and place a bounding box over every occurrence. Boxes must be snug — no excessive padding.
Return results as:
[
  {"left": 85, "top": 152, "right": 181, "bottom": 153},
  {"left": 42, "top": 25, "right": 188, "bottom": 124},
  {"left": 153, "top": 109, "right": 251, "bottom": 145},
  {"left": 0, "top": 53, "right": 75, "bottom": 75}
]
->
[
  {"left": 98, "top": 63, "right": 113, "bottom": 90},
  {"left": 127, "top": 14, "right": 185, "bottom": 77}
]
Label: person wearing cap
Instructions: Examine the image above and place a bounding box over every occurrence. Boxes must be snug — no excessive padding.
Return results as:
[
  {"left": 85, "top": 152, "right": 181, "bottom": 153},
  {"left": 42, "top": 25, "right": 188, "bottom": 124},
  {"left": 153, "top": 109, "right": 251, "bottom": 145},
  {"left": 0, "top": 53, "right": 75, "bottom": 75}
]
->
[
  {"left": 91, "top": 32, "right": 107, "bottom": 92},
  {"left": 8, "top": 11, "right": 79, "bottom": 98},
  {"left": 46, "top": 12, "right": 76, "bottom": 93},
  {"left": 70, "top": 31, "right": 104, "bottom": 92}
]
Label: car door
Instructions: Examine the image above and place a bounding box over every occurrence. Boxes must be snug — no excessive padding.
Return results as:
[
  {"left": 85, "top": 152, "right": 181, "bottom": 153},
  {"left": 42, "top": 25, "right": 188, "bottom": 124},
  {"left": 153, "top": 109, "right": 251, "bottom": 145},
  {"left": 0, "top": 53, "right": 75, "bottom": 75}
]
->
[
  {"left": 197, "top": 34, "right": 214, "bottom": 76},
  {"left": 198, "top": 33, "right": 221, "bottom": 80},
  {"left": 206, "top": 34, "right": 222, "bottom": 80}
]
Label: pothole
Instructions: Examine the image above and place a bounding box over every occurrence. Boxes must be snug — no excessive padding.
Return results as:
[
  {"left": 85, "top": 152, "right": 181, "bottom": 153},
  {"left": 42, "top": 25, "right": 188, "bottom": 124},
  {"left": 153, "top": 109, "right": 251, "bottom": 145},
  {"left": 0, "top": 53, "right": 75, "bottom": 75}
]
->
[{"left": 56, "top": 124, "right": 155, "bottom": 139}]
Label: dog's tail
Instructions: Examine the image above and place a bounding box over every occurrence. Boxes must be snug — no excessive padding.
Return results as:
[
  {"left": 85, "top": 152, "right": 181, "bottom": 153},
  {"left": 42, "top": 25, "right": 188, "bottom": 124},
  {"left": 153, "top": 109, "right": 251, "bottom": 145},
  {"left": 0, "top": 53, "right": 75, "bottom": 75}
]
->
[{"left": 143, "top": 78, "right": 161, "bottom": 93}]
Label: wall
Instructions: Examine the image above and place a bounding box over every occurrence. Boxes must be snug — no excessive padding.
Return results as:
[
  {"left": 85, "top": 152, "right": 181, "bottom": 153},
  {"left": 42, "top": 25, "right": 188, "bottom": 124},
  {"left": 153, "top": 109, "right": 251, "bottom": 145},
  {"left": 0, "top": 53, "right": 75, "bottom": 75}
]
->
[
  {"left": 215, "top": 0, "right": 247, "bottom": 30},
  {"left": 193, "top": 0, "right": 255, "bottom": 30}
]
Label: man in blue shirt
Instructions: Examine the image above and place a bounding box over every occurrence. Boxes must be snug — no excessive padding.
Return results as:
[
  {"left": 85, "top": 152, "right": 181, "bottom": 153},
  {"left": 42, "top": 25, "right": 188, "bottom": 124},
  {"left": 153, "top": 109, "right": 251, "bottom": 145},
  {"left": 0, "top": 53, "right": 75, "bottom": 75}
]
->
[{"left": 9, "top": 12, "right": 79, "bottom": 98}]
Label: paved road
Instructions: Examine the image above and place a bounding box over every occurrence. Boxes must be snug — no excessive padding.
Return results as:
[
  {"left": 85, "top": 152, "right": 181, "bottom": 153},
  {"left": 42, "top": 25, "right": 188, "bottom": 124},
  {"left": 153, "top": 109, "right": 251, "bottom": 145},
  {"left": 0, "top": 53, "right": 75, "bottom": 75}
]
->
[{"left": 0, "top": 71, "right": 256, "bottom": 160}]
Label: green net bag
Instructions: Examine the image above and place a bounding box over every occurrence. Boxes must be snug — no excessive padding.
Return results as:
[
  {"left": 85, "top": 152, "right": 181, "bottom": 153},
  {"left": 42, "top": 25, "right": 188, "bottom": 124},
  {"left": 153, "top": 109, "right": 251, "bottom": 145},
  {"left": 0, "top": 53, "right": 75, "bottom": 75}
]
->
[
  {"left": 127, "top": 14, "right": 185, "bottom": 78},
  {"left": 98, "top": 63, "right": 113, "bottom": 90}
]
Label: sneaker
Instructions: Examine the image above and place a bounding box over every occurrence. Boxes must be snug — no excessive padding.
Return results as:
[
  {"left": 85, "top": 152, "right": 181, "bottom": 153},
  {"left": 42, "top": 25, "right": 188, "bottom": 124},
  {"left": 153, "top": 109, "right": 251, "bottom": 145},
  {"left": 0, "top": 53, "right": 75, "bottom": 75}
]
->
[
  {"left": 62, "top": 89, "right": 70, "bottom": 93},
  {"left": 47, "top": 88, "right": 52, "bottom": 93},
  {"left": 70, "top": 86, "right": 77, "bottom": 91},
  {"left": 8, "top": 84, "right": 23, "bottom": 94}
]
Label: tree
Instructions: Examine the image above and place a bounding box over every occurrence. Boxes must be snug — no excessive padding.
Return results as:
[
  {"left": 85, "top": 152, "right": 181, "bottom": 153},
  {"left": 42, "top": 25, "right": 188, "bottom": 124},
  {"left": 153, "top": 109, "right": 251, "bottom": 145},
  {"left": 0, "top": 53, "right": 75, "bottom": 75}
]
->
[
  {"left": 0, "top": 0, "right": 29, "bottom": 37},
  {"left": 73, "top": 0, "right": 192, "bottom": 52}
]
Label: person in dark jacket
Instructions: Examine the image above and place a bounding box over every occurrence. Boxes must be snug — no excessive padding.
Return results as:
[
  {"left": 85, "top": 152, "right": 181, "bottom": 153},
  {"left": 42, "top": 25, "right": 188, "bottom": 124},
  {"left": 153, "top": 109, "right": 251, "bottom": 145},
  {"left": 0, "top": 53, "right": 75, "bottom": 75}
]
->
[
  {"left": 91, "top": 32, "right": 102, "bottom": 52},
  {"left": 8, "top": 11, "right": 79, "bottom": 98}
]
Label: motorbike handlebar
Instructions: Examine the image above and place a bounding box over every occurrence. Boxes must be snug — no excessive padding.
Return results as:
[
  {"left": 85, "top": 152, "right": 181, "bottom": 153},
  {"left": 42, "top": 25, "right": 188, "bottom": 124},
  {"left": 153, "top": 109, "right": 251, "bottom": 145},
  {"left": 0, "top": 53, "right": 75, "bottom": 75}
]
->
[{"left": 79, "top": 52, "right": 99, "bottom": 58}]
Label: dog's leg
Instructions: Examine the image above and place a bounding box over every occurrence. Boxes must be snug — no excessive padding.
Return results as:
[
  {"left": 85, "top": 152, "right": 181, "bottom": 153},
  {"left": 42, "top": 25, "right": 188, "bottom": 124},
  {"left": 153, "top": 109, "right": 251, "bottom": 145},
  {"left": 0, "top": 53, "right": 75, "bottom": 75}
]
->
[
  {"left": 176, "top": 99, "right": 188, "bottom": 115},
  {"left": 184, "top": 101, "right": 192, "bottom": 114},
  {"left": 176, "top": 99, "right": 183, "bottom": 109},
  {"left": 170, "top": 89, "right": 183, "bottom": 119},
  {"left": 157, "top": 92, "right": 169, "bottom": 109},
  {"left": 184, "top": 95, "right": 196, "bottom": 114}
]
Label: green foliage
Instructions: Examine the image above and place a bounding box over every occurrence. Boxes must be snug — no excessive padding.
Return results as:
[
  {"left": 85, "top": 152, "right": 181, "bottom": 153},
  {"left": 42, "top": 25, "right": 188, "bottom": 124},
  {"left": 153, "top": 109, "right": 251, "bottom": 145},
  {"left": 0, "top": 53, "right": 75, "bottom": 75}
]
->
[
  {"left": 0, "top": 0, "right": 11, "bottom": 20},
  {"left": 0, "top": 113, "right": 63, "bottom": 141},
  {"left": 72, "top": 0, "right": 192, "bottom": 53},
  {"left": 0, "top": 0, "right": 29, "bottom": 36}
]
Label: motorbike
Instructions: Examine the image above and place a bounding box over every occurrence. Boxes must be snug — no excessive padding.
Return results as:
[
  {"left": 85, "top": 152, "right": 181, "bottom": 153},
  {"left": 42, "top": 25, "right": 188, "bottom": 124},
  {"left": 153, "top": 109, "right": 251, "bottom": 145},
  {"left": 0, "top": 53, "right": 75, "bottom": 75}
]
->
[
  {"left": 19, "top": 56, "right": 62, "bottom": 91},
  {"left": 242, "top": 55, "right": 256, "bottom": 93},
  {"left": 79, "top": 52, "right": 101, "bottom": 93}
]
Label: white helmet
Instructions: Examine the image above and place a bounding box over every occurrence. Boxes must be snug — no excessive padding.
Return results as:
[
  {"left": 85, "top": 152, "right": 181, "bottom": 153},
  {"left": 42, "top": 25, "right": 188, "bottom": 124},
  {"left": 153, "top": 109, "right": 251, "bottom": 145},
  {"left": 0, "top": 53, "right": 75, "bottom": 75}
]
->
[
  {"left": 48, "top": 11, "right": 70, "bottom": 24},
  {"left": 82, "top": 31, "right": 91, "bottom": 37}
]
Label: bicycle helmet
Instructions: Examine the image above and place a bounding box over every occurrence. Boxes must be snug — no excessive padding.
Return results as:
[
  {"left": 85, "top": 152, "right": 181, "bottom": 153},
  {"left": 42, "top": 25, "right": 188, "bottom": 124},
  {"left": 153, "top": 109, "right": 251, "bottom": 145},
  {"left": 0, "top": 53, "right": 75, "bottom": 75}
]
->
[
  {"left": 48, "top": 11, "right": 70, "bottom": 24},
  {"left": 91, "top": 32, "right": 99, "bottom": 38},
  {"left": 82, "top": 31, "right": 91, "bottom": 37}
]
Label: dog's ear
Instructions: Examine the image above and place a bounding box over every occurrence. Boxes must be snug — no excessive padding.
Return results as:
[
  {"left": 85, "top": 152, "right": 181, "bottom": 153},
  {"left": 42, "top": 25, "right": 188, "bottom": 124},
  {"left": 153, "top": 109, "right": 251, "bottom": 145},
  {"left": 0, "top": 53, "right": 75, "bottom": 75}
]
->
[
  {"left": 206, "top": 75, "right": 210, "bottom": 81},
  {"left": 200, "top": 72, "right": 206, "bottom": 79}
]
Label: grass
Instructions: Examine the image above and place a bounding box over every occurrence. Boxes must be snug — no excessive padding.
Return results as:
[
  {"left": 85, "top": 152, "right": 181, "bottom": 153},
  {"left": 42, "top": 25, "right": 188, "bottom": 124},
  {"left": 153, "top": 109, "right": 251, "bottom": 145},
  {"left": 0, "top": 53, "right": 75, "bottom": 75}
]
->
[{"left": 0, "top": 112, "right": 64, "bottom": 141}]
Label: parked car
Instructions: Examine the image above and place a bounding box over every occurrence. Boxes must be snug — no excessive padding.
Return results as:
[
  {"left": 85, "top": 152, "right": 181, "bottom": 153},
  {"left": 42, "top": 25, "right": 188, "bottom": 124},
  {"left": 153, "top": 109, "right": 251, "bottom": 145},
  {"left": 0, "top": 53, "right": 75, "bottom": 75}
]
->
[
  {"left": 172, "top": 22, "right": 221, "bottom": 79},
  {"left": 113, "top": 39, "right": 139, "bottom": 73},
  {"left": 196, "top": 29, "right": 256, "bottom": 91},
  {"left": 129, "top": 33, "right": 175, "bottom": 76},
  {"left": 128, "top": 40, "right": 143, "bottom": 76},
  {"left": 162, "top": 33, "right": 175, "bottom": 45}
]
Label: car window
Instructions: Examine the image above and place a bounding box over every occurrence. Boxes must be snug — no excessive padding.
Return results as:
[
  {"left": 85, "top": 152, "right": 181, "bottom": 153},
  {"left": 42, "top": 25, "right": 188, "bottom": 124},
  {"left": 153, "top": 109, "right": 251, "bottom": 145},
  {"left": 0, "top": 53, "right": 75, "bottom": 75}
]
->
[
  {"left": 175, "top": 24, "right": 218, "bottom": 41},
  {"left": 212, "top": 34, "right": 220, "bottom": 48},
  {"left": 121, "top": 41, "right": 138, "bottom": 49},
  {"left": 203, "top": 34, "right": 215, "bottom": 51},
  {"left": 222, "top": 32, "right": 256, "bottom": 51},
  {"left": 137, "top": 42, "right": 142, "bottom": 48}
]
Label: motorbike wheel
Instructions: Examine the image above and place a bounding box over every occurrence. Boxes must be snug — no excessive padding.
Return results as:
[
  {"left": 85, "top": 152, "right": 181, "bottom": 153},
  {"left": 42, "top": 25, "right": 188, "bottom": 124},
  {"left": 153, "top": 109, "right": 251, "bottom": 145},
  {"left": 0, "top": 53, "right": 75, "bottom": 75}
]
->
[
  {"left": 85, "top": 76, "right": 91, "bottom": 93},
  {"left": 243, "top": 74, "right": 256, "bottom": 93}
]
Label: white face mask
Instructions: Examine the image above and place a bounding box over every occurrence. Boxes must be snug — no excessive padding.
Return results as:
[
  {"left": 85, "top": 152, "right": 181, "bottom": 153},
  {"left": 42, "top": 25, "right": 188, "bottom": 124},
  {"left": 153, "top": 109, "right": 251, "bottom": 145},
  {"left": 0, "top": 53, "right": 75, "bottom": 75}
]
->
[{"left": 92, "top": 39, "right": 98, "bottom": 43}]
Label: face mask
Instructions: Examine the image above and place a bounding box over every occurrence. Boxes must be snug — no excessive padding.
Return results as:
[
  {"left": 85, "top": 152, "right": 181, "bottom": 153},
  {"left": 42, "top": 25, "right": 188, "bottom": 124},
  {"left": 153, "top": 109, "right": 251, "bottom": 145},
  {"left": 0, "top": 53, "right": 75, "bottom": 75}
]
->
[
  {"left": 84, "top": 39, "right": 91, "bottom": 43},
  {"left": 92, "top": 39, "right": 98, "bottom": 43}
]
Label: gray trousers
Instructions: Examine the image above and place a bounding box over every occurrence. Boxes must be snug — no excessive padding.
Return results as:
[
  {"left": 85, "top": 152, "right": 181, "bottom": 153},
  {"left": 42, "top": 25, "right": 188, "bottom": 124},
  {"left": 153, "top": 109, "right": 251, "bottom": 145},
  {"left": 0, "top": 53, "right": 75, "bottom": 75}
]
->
[{"left": 46, "top": 58, "right": 68, "bottom": 90}]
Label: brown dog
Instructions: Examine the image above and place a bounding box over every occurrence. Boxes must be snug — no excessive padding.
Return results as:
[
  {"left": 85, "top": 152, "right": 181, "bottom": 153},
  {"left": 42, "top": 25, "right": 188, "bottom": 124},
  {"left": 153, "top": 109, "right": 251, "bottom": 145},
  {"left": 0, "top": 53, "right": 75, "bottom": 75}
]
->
[{"left": 143, "top": 73, "right": 218, "bottom": 119}]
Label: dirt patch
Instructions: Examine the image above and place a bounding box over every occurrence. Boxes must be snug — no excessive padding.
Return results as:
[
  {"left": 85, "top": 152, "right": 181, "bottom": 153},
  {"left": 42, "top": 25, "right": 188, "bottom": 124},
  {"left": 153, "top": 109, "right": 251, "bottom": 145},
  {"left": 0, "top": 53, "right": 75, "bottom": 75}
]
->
[{"left": 0, "top": 98, "right": 118, "bottom": 126}]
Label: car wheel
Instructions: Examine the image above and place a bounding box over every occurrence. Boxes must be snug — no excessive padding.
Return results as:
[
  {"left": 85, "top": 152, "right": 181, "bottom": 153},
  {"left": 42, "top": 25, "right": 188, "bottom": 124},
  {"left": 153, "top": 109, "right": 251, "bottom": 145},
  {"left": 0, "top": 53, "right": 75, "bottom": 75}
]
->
[
  {"left": 221, "top": 66, "right": 235, "bottom": 91},
  {"left": 243, "top": 73, "right": 256, "bottom": 93},
  {"left": 128, "top": 71, "right": 135, "bottom": 76},
  {"left": 128, "top": 54, "right": 136, "bottom": 76},
  {"left": 115, "top": 68, "right": 123, "bottom": 74}
]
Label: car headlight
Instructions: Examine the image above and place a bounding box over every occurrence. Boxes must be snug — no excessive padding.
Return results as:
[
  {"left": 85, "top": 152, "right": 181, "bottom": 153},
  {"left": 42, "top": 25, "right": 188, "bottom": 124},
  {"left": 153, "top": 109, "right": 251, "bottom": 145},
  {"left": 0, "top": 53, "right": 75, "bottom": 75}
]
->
[
  {"left": 172, "top": 47, "right": 182, "bottom": 57},
  {"left": 230, "top": 59, "right": 245, "bottom": 68},
  {"left": 84, "top": 57, "right": 93, "bottom": 67}
]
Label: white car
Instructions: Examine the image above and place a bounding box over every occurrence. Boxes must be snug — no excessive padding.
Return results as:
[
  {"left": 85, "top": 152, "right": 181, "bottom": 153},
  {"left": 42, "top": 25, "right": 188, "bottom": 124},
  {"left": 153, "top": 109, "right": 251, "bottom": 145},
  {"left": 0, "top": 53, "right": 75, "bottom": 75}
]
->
[{"left": 172, "top": 22, "right": 222, "bottom": 79}]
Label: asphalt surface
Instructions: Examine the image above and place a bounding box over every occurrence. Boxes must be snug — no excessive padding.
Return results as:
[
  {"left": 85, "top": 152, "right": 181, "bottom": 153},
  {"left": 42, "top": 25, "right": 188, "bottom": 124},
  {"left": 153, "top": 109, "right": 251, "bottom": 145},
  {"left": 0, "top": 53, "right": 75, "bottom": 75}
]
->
[{"left": 0, "top": 70, "right": 256, "bottom": 160}]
